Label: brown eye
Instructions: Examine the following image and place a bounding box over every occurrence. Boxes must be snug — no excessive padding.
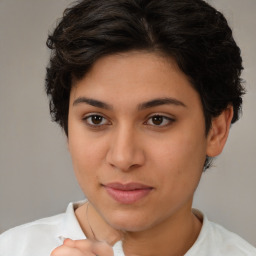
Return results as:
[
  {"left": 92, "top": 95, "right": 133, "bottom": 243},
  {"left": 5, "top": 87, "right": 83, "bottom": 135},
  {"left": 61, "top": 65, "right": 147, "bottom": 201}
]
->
[
  {"left": 146, "top": 115, "right": 175, "bottom": 127},
  {"left": 152, "top": 116, "right": 164, "bottom": 125},
  {"left": 91, "top": 115, "right": 103, "bottom": 125},
  {"left": 84, "top": 114, "right": 109, "bottom": 127}
]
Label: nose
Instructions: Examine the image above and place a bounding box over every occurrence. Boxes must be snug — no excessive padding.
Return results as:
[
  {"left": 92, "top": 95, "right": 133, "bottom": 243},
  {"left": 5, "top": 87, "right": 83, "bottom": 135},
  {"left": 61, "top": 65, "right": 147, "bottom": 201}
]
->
[{"left": 106, "top": 125, "right": 145, "bottom": 171}]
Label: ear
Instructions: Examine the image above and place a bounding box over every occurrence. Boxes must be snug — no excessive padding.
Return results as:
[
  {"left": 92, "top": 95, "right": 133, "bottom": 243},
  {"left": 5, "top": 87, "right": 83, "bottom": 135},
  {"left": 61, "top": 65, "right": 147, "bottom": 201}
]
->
[{"left": 206, "top": 105, "right": 233, "bottom": 157}]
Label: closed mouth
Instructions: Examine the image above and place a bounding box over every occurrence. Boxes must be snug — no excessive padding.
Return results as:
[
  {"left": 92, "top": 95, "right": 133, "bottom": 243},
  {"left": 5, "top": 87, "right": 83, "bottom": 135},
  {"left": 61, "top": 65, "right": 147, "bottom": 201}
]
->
[{"left": 103, "top": 182, "right": 153, "bottom": 204}]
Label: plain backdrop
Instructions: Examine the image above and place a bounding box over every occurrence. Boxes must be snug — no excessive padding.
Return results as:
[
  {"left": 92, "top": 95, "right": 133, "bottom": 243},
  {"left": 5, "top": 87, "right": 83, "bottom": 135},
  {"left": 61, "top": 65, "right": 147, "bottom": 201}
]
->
[{"left": 0, "top": 0, "right": 255, "bottom": 247}]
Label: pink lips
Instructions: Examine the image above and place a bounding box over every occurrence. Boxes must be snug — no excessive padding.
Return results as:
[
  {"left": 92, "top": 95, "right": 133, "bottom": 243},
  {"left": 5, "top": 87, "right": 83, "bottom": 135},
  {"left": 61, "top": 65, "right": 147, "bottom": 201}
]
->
[{"left": 103, "top": 182, "right": 153, "bottom": 204}]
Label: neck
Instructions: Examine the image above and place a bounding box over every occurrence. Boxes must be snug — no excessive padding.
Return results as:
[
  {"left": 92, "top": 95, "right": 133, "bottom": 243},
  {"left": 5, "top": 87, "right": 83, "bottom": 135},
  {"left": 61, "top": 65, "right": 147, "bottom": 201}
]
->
[
  {"left": 122, "top": 207, "right": 201, "bottom": 256},
  {"left": 75, "top": 201, "right": 202, "bottom": 256},
  {"left": 75, "top": 202, "right": 123, "bottom": 245}
]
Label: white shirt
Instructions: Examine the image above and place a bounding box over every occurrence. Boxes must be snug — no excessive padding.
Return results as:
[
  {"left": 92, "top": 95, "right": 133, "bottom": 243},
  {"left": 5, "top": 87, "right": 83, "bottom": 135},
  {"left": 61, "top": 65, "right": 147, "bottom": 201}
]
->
[{"left": 0, "top": 201, "right": 255, "bottom": 256}]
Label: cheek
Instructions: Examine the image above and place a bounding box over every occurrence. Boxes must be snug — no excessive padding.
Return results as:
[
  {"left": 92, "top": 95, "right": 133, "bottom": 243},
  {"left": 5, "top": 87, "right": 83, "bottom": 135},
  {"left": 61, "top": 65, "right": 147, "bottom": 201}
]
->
[
  {"left": 68, "top": 128, "right": 108, "bottom": 192},
  {"left": 70, "top": 141, "right": 104, "bottom": 173},
  {"left": 68, "top": 119, "right": 107, "bottom": 165},
  {"left": 149, "top": 128, "right": 206, "bottom": 195},
  {"left": 153, "top": 132, "right": 206, "bottom": 172}
]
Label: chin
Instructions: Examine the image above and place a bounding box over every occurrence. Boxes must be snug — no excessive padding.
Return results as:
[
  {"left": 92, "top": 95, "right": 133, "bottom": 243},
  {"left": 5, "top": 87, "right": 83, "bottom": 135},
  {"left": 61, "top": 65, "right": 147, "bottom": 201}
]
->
[{"left": 105, "top": 211, "right": 157, "bottom": 233}]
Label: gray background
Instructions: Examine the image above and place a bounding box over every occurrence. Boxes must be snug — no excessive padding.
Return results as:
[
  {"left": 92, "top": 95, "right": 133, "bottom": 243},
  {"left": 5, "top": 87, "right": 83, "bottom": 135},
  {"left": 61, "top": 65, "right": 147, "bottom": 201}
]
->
[{"left": 0, "top": 0, "right": 255, "bottom": 246}]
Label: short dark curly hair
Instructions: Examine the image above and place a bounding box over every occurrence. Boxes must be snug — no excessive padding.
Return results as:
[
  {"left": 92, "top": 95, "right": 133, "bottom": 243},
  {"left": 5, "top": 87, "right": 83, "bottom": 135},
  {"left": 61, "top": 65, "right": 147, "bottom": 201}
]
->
[{"left": 45, "top": 0, "right": 244, "bottom": 169}]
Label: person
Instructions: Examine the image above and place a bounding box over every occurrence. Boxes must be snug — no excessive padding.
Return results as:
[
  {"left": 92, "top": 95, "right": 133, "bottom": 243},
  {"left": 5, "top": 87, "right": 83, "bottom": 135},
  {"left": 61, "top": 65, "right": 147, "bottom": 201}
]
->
[{"left": 0, "top": 0, "right": 255, "bottom": 255}]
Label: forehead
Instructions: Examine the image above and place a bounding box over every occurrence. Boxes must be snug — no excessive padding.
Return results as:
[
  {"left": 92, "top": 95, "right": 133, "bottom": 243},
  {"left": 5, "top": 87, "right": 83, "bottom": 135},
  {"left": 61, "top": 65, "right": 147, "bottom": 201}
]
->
[{"left": 70, "top": 51, "right": 201, "bottom": 109}]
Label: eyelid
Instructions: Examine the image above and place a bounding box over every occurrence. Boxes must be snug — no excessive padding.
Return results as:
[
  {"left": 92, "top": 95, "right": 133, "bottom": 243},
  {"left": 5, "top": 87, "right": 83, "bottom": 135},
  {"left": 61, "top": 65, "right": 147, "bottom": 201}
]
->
[
  {"left": 82, "top": 112, "right": 112, "bottom": 128},
  {"left": 144, "top": 113, "right": 176, "bottom": 127}
]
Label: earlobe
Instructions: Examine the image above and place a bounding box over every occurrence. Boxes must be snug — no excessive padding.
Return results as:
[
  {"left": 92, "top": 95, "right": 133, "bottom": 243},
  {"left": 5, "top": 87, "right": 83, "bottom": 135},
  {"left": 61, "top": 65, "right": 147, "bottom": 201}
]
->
[{"left": 206, "top": 106, "right": 233, "bottom": 157}]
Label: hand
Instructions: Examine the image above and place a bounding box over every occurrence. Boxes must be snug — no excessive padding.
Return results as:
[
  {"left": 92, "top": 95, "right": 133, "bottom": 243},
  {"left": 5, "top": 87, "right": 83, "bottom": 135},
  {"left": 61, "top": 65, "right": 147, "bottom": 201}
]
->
[{"left": 51, "top": 238, "right": 114, "bottom": 256}]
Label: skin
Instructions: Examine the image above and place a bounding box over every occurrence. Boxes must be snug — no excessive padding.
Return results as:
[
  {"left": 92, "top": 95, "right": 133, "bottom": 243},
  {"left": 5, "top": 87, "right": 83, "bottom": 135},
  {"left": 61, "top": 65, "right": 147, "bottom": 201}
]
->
[{"left": 51, "top": 51, "right": 233, "bottom": 256}]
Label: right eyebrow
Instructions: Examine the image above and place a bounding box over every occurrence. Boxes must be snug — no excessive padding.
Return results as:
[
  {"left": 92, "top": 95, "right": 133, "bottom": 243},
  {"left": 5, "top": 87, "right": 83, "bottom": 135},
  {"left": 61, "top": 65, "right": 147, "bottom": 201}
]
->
[
  {"left": 138, "top": 97, "right": 187, "bottom": 110},
  {"left": 72, "top": 97, "right": 113, "bottom": 110}
]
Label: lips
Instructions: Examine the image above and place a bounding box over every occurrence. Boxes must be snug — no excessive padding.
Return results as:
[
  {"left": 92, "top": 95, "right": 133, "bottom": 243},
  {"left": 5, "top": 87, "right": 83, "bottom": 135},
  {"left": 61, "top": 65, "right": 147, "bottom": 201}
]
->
[{"left": 103, "top": 182, "right": 153, "bottom": 204}]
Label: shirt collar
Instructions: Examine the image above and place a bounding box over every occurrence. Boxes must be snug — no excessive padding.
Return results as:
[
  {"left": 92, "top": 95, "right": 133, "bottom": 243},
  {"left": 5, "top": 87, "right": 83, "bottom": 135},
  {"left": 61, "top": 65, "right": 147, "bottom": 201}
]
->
[{"left": 57, "top": 200, "right": 87, "bottom": 242}]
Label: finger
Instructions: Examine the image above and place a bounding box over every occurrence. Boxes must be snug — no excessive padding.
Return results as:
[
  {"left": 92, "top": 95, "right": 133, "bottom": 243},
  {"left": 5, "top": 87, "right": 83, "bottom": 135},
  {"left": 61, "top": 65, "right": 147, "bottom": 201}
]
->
[
  {"left": 64, "top": 238, "right": 94, "bottom": 251},
  {"left": 61, "top": 239, "right": 114, "bottom": 256},
  {"left": 63, "top": 238, "right": 76, "bottom": 247},
  {"left": 92, "top": 241, "right": 114, "bottom": 256},
  {"left": 51, "top": 244, "right": 90, "bottom": 256}
]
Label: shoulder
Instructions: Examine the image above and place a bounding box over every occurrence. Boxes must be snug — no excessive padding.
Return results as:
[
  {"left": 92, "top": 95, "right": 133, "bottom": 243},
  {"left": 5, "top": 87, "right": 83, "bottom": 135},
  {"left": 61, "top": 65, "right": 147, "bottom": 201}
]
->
[
  {"left": 0, "top": 213, "right": 64, "bottom": 256},
  {"left": 0, "top": 200, "right": 87, "bottom": 256},
  {"left": 208, "top": 221, "right": 256, "bottom": 255},
  {"left": 187, "top": 210, "right": 256, "bottom": 256},
  {"left": 0, "top": 212, "right": 64, "bottom": 239}
]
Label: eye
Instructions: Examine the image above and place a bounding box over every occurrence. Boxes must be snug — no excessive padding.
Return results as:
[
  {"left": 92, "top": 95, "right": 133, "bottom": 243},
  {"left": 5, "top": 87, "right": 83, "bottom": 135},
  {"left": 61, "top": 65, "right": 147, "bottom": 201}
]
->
[
  {"left": 145, "top": 115, "right": 175, "bottom": 127},
  {"left": 83, "top": 114, "right": 110, "bottom": 127}
]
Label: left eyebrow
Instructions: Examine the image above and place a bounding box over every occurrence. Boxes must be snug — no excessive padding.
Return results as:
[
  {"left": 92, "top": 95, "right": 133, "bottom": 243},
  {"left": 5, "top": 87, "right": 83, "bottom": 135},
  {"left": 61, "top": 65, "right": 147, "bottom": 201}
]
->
[
  {"left": 138, "top": 97, "right": 187, "bottom": 110},
  {"left": 72, "top": 97, "right": 113, "bottom": 110}
]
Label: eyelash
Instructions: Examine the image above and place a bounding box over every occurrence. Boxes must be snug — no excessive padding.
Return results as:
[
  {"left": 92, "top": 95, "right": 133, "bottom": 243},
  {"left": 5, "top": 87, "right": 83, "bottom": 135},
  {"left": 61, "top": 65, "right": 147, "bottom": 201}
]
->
[
  {"left": 82, "top": 113, "right": 175, "bottom": 129},
  {"left": 144, "top": 115, "right": 175, "bottom": 127},
  {"left": 83, "top": 114, "right": 111, "bottom": 128}
]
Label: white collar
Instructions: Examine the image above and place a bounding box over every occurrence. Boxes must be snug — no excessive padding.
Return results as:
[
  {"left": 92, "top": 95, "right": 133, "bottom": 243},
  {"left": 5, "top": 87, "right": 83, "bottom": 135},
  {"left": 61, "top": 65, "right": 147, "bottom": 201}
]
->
[{"left": 57, "top": 200, "right": 87, "bottom": 242}]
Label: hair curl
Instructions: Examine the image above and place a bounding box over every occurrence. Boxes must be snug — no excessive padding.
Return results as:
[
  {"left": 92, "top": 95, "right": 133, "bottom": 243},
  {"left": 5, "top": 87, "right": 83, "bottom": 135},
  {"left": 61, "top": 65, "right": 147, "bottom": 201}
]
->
[{"left": 45, "top": 0, "right": 244, "bottom": 170}]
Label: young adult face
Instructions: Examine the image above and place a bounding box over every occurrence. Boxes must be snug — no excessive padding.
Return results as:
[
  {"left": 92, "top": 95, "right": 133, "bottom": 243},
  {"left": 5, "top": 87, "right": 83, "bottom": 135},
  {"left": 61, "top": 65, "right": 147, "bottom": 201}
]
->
[{"left": 68, "top": 51, "right": 231, "bottom": 232}]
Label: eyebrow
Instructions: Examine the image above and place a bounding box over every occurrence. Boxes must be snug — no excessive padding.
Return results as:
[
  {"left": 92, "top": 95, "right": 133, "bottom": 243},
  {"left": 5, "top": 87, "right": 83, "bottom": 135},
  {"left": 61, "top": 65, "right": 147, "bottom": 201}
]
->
[
  {"left": 138, "top": 97, "right": 186, "bottom": 110},
  {"left": 72, "top": 97, "right": 186, "bottom": 110},
  {"left": 73, "top": 97, "right": 113, "bottom": 110}
]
